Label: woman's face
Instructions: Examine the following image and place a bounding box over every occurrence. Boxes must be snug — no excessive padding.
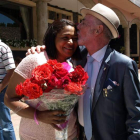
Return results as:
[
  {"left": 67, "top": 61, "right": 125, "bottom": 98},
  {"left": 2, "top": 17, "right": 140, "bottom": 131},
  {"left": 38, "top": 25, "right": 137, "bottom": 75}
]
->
[{"left": 55, "top": 25, "right": 78, "bottom": 62}]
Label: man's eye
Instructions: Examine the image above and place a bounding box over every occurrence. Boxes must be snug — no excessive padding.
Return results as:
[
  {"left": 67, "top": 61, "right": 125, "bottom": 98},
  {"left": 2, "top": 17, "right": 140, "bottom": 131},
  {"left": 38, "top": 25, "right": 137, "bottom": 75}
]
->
[
  {"left": 73, "top": 38, "right": 78, "bottom": 41},
  {"left": 63, "top": 37, "right": 68, "bottom": 40},
  {"left": 80, "top": 19, "right": 84, "bottom": 23}
]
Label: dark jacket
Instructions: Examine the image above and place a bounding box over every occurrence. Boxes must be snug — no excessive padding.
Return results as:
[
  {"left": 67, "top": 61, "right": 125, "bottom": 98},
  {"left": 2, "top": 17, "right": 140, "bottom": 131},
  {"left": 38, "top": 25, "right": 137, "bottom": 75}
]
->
[{"left": 76, "top": 47, "right": 140, "bottom": 140}]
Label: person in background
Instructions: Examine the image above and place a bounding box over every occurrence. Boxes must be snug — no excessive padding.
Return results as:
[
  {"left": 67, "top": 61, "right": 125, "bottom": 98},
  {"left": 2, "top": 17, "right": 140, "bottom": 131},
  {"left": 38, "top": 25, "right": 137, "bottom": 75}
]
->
[
  {"left": 27, "top": 3, "right": 140, "bottom": 140},
  {"left": 0, "top": 40, "right": 16, "bottom": 140},
  {"left": 4, "top": 19, "right": 81, "bottom": 140}
]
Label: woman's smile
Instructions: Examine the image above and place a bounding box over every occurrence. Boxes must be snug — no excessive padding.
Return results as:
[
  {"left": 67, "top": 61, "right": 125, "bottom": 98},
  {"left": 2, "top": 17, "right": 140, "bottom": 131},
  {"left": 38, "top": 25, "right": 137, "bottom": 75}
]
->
[{"left": 55, "top": 25, "right": 78, "bottom": 62}]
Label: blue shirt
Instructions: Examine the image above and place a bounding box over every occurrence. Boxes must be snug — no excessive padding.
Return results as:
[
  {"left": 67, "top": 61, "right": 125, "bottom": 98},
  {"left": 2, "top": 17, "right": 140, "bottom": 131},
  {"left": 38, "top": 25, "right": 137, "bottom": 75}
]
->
[{"left": 78, "top": 45, "right": 107, "bottom": 126}]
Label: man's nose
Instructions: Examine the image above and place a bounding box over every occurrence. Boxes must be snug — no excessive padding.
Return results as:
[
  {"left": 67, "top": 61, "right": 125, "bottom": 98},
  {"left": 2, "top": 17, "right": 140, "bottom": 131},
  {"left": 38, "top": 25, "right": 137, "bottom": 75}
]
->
[{"left": 68, "top": 39, "right": 73, "bottom": 44}]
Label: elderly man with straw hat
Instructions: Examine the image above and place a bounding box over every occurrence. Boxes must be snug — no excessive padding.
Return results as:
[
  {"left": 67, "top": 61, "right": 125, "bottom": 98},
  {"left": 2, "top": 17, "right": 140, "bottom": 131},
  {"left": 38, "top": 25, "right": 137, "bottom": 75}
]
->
[
  {"left": 77, "top": 3, "right": 140, "bottom": 140},
  {"left": 27, "top": 3, "right": 140, "bottom": 140}
]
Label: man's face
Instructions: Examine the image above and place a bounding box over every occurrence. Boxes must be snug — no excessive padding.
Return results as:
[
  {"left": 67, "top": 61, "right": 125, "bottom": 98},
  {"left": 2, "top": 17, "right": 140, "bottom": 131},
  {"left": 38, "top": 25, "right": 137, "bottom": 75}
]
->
[{"left": 77, "top": 15, "right": 98, "bottom": 46}]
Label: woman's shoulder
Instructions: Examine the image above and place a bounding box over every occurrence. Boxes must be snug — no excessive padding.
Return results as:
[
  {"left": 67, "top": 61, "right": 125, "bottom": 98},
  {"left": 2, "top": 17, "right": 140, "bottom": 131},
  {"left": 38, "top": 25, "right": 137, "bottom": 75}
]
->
[
  {"left": 20, "top": 51, "right": 48, "bottom": 67},
  {"left": 15, "top": 51, "right": 48, "bottom": 79},
  {"left": 36, "top": 51, "right": 49, "bottom": 65}
]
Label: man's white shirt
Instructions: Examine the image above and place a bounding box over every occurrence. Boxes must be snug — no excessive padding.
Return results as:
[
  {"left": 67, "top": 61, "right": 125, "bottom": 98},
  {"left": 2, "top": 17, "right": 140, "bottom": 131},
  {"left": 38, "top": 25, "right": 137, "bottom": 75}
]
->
[{"left": 78, "top": 45, "right": 107, "bottom": 126}]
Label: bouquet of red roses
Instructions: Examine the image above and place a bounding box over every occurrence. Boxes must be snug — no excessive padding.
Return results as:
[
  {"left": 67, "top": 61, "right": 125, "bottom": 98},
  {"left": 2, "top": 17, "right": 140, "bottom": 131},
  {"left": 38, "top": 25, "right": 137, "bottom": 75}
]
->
[
  {"left": 15, "top": 59, "right": 88, "bottom": 140},
  {"left": 16, "top": 60, "right": 88, "bottom": 98}
]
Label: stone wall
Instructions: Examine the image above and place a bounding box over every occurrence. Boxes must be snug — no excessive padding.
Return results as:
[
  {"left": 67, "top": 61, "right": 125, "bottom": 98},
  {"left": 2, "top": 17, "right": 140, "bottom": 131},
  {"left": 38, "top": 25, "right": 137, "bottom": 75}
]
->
[{"left": 0, "top": 27, "right": 21, "bottom": 40}]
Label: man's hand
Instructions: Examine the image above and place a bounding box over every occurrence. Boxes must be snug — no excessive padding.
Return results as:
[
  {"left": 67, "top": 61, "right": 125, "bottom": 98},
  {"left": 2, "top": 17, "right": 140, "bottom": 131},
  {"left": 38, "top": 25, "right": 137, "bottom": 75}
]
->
[
  {"left": 26, "top": 45, "right": 46, "bottom": 55},
  {"left": 0, "top": 84, "right": 2, "bottom": 93}
]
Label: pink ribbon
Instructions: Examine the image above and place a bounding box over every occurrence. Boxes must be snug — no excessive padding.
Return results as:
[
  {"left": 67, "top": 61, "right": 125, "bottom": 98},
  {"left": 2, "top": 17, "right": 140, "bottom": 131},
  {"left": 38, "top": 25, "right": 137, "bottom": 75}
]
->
[
  {"left": 34, "top": 101, "right": 42, "bottom": 125},
  {"left": 56, "top": 120, "right": 69, "bottom": 130}
]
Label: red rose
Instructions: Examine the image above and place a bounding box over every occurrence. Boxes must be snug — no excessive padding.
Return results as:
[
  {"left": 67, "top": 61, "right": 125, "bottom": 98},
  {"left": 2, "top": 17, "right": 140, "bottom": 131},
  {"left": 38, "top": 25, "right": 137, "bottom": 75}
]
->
[
  {"left": 16, "top": 84, "right": 23, "bottom": 96},
  {"left": 56, "top": 76, "right": 71, "bottom": 88},
  {"left": 53, "top": 63, "right": 63, "bottom": 70},
  {"left": 47, "top": 59, "right": 57, "bottom": 66},
  {"left": 81, "top": 73, "right": 88, "bottom": 84},
  {"left": 23, "top": 82, "right": 43, "bottom": 99},
  {"left": 61, "top": 76, "right": 71, "bottom": 88},
  {"left": 56, "top": 79, "right": 63, "bottom": 88},
  {"left": 15, "top": 79, "right": 43, "bottom": 99},
  {"left": 32, "top": 64, "right": 52, "bottom": 83},
  {"left": 44, "top": 63, "right": 53, "bottom": 72},
  {"left": 30, "top": 77, "right": 42, "bottom": 86},
  {"left": 64, "top": 82, "right": 82, "bottom": 95},
  {"left": 54, "top": 68, "right": 69, "bottom": 79},
  {"left": 47, "top": 75, "right": 58, "bottom": 88},
  {"left": 70, "top": 65, "right": 88, "bottom": 84},
  {"left": 23, "top": 79, "right": 31, "bottom": 86}
]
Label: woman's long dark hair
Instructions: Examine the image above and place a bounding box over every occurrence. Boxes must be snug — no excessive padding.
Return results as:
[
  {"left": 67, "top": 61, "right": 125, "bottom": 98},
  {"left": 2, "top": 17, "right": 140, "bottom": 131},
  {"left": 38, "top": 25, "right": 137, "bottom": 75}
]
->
[{"left": 43, "top": 19, "right": 81, "bottom": 60}]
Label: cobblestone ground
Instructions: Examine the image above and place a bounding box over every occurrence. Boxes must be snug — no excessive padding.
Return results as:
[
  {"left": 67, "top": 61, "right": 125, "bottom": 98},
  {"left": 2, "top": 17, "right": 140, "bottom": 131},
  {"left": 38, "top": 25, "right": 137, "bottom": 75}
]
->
[{"left": 10, "top": 70, "right": 140, "bottom": 140}]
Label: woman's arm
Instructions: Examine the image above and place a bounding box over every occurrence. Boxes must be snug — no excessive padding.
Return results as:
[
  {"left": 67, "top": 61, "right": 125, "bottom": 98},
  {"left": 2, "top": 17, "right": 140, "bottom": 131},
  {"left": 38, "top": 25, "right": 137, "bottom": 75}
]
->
[
  {"left": 4, "top": 72, "right": 35, "bottom": 118},
  {"left": 4, "top": 72, "right": 66, "bottom": 130}
]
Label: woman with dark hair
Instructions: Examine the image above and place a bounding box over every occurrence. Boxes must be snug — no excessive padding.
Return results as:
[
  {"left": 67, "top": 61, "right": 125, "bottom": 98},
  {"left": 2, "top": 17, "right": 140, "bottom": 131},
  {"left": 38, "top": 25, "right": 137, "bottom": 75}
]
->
[
  {"left": 43, "top": 19, "right": 80, "bottom": 61},
  {"left": 4, "top": 19, "right": 81, "bottom": 140}
]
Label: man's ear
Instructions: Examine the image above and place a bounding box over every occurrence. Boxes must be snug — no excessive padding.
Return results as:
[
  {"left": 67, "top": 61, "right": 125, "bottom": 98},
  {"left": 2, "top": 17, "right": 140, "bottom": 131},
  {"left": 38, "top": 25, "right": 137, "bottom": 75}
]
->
[{"left": 96, "top": 25, "right": 103, "bottom": 34}]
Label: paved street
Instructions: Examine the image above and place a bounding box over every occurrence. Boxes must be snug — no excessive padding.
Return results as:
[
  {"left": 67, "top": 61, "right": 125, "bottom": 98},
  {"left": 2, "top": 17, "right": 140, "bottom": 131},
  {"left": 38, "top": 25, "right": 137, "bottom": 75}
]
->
[
  {"left": 11, "top": 111, "right": 21, "bottom": 140},
  {"left": 10, "top": 70, "right": 140, "bottom": 140}
]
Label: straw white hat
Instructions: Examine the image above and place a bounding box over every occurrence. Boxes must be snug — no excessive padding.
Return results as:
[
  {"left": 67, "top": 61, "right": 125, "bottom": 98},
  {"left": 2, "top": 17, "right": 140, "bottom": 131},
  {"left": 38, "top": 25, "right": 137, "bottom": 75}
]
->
[{"left": 80, "top": 3, "right": 120, "bottom": 38}]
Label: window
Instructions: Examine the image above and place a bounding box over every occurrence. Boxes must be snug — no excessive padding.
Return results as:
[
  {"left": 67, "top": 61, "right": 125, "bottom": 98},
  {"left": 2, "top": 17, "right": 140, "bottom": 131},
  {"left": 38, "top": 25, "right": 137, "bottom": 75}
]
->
[
  {"left": 130, "top": 24, "right": 137, "bottom": 54},
  {"left": 48, "top": 11, "right": 56, "bottom": 20},
  {"left": 48, "top": 6, "right": 73, "bottom": 24}
]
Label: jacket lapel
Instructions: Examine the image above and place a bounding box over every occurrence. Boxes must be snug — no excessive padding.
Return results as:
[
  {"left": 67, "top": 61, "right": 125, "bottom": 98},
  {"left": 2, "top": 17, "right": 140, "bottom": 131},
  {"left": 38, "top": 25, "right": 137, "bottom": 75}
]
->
[{"left": 92, "top": 47, "right": 114, "bottom": 112}]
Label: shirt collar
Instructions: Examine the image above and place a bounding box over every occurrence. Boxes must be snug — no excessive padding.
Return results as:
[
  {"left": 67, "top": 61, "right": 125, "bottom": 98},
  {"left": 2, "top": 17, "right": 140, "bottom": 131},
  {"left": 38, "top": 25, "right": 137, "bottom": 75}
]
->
[{"left": 87, "top": 45, "right": 108, "bottom": 62}]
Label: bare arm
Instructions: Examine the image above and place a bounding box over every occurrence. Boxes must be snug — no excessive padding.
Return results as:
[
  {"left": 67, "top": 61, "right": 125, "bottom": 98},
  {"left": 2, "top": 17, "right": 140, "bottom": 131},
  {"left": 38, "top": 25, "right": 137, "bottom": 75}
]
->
[
  {"left": 4, "top": 72, "right": 66, "bottom": 130},
  {"left": 0, "top": 69, "right": 15, "bottom": 92},
  {"left": 4, "top": 72, "right": 36, "bottom": 118}
]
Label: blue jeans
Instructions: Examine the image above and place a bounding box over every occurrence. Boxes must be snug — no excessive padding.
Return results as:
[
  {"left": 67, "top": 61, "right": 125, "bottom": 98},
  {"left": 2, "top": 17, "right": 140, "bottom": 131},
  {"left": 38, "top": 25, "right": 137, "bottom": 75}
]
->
[{"left": 0, "top": 87, "right": 16, "bottom": 140}]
